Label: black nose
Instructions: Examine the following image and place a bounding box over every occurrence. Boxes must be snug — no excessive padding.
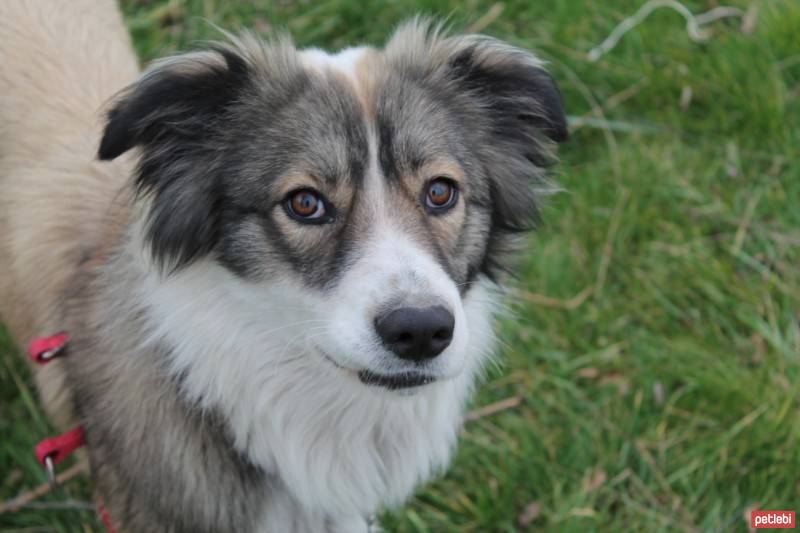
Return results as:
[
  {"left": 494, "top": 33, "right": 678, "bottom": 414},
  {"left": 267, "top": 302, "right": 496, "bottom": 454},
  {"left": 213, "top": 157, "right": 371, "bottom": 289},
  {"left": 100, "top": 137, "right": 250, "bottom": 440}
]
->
[{"left": 375, "top": 305, "right": 455, "bottom": 362}]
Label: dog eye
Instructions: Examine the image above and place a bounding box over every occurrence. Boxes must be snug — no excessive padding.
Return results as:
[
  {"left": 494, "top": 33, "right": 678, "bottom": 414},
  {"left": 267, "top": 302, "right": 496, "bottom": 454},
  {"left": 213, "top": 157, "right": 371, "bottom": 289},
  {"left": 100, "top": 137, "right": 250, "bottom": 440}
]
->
[
  {"left": 425, "top": 178, "right": 458, "bottom": 211},
  {"left": 284, "top": 189, "right": 331, "bottom": 223}
]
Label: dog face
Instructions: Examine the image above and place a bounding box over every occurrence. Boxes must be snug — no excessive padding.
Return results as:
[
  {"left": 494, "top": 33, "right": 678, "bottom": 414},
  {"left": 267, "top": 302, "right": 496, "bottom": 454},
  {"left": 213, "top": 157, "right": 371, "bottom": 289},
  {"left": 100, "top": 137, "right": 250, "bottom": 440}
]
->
[{"left": 99, "top": 23, "right": 566, "bottom": 395}]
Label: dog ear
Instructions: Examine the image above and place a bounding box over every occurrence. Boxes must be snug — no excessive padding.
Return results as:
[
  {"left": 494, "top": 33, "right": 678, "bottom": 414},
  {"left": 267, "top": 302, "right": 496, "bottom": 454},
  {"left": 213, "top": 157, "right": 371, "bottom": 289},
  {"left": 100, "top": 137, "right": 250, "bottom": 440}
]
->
[
  {"left": 444, "top": 37, "right": 568, "bottom": 276},
  {"left": 99, "top": 48, "right": 250, "bottom": 160},
  {"left": 448, "top": 41, "right": 568, "bottom": 146},
  {"left": 98, "top": 47, "right": 251, "bottom": 270}
]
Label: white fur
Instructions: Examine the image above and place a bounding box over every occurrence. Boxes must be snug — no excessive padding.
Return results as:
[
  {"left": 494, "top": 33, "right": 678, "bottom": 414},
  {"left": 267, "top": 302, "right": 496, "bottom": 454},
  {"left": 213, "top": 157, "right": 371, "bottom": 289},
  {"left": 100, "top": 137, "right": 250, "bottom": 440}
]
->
[
  {"left": 133, "top": 253, "right": 495, "bottom": 530},
  {"left": 129, "top": 46, "right": 499, "bottom": 531},
  {"left": 300, "top": 46, "right": 368, "bottom": 86}
]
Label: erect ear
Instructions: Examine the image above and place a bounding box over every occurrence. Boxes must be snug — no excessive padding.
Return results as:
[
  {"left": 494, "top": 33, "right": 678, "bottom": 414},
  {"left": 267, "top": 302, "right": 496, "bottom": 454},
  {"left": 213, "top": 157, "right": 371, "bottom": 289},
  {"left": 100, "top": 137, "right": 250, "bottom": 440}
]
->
[
  {"left": 98, "top": 46, "right": 251, "bottom": 270},
  {"left": 448, "top": 40, "right": 568, "bottom": 145}
]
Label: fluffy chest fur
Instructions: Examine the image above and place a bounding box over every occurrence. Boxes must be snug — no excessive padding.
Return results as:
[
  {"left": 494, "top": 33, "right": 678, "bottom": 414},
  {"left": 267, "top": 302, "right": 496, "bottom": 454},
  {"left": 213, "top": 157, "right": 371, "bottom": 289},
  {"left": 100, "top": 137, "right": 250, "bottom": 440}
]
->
[{"left": 137, "top": 255, "right": 495, "bottom": 519}]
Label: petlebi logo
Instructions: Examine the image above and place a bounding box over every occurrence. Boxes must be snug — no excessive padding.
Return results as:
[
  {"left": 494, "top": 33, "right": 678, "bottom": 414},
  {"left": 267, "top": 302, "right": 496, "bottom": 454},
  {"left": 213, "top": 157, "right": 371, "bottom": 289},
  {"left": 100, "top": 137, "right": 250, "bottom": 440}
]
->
[{"left": 751, "top": 510, "right": 795, "bottom": 529}]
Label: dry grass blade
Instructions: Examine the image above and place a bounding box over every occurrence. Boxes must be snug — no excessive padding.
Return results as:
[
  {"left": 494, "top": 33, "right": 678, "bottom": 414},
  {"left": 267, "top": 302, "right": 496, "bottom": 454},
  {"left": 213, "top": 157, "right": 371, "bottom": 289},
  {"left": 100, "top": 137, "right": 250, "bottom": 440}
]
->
[
  {"left": 466, "top": 3, "right": 505, "bottom": 33},
  {"left": 518, "top": 286, "right": 593, "bottom": 310},
  {"left": 465, "top": 396, "right": 522, "bottom": 421},
  {"left": 0, "top": 462, "right": 86, "bottom": 515},
  {"left": 588, "top": 0, "right": 745, "bottom": 61}
]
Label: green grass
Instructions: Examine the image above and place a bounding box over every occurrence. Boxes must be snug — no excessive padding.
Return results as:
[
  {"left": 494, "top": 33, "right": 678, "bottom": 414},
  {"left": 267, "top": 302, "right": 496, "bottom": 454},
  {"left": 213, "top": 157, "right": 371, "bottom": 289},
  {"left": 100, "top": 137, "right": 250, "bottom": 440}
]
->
[{"left": 2, "top": 0, "right": 799, "bottom": 531}]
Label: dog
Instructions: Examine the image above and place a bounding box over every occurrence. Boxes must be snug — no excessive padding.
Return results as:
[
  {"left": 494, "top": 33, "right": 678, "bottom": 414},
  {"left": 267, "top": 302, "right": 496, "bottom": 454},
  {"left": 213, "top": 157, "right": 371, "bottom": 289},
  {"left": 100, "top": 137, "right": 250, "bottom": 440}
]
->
[{"left": 0, "top": 1, "right": 567, "bottom": 531}]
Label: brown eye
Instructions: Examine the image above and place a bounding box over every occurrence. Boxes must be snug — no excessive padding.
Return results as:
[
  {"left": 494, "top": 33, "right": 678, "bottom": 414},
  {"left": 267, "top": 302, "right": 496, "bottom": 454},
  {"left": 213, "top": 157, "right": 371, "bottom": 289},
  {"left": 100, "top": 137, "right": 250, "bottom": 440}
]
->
[
  {"left": 425, "top": 178, "right": 458, "bottom": 211},
  {"left": 284, "top": 189, "right": 332, "bottom": 223}
]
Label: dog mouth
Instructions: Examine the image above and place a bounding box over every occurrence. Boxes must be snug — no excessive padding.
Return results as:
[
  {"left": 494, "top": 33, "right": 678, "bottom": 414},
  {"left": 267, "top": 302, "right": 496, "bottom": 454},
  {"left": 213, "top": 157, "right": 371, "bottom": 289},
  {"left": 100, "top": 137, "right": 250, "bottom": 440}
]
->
[
  {"left": 357, "top": 370, "right": 438, "bottom": 390},
  {"left": 316, "top": 347, "right": 438, "bottom": 390}
]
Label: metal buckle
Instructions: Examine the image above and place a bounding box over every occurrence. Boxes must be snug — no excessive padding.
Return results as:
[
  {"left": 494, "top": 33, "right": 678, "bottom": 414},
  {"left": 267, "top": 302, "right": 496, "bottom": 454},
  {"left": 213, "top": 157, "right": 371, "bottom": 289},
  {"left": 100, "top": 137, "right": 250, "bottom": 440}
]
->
[
  {"left": 44, "top": 454, "right": 58, "bottom": 489},
  {"left": 38, "top": 345, "right": 66, "bottom": 363}
]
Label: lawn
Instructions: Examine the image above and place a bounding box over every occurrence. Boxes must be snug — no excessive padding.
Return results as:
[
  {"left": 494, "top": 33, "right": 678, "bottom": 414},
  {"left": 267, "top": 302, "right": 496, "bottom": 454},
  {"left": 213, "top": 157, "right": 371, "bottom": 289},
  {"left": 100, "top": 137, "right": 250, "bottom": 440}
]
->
[{"left": 1, "top": 0, "right": 799, "bottom": 531}]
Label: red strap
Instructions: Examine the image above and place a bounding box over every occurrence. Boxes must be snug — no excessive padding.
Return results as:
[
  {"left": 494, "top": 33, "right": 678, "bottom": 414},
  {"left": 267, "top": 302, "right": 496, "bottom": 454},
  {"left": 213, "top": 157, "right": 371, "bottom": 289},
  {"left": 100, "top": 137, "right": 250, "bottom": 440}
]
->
[
  {"left": 34, "top": 426, "right": 85, "bottom": 466},
  {"left": 34, "top": 427, "right": 116, "bottom": 530},
  {"left": 29, "top": 331, "right": 115, "bottom": 531},
  {"left": 27, "top": 332, "right": 69, "bottom": 364},
  {"left": 97, "top": 499, "right": 118, "bottom": 533}
]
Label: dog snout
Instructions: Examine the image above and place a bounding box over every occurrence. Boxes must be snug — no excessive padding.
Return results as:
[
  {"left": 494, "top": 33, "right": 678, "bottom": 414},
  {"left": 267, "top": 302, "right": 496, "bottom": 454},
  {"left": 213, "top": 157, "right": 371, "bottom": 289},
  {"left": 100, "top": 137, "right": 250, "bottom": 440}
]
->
[{"left": 374, "top": 305, "right": 455, "bottom": 362}]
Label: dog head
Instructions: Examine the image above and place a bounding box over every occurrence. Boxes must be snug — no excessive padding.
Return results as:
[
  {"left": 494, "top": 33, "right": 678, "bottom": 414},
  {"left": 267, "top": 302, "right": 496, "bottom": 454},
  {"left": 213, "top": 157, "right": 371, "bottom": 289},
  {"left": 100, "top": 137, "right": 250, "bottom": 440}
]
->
[{"left": 99, "top": 21, "right": 566, "bottom": 396}]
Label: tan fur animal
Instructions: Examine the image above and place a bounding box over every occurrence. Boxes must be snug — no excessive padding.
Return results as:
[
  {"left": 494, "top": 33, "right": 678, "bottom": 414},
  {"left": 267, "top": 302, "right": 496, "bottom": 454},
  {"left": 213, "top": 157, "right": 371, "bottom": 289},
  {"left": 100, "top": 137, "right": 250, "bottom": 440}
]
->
[{"left": 0, "top": 0, "right": 138, "bottom": 427}]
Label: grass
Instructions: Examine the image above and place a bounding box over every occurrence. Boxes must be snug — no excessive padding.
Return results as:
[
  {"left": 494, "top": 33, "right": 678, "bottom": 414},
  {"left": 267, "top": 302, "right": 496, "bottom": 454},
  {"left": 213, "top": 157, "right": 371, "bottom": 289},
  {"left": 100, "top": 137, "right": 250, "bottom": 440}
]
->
[{"left": 2, "top": 0, "right": 799, "bottom": 531}]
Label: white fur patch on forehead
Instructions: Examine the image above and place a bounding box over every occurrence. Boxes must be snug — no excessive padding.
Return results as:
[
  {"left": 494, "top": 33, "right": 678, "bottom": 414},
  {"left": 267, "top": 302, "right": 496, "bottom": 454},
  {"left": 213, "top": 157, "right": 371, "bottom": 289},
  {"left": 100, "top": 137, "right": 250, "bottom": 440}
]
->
[{"left": 299, "top": 46, "right": 370, "bottom": 88}]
